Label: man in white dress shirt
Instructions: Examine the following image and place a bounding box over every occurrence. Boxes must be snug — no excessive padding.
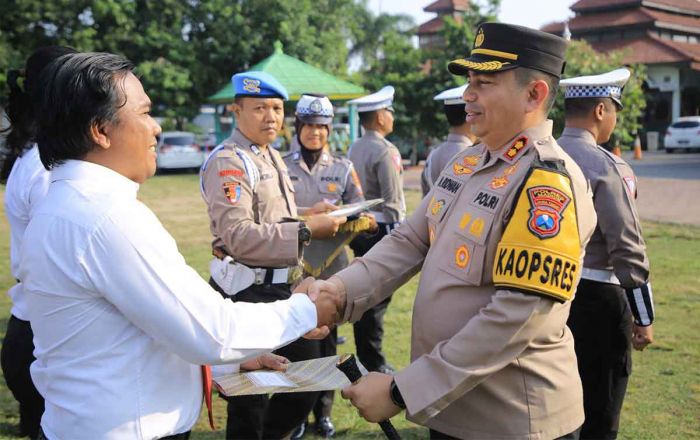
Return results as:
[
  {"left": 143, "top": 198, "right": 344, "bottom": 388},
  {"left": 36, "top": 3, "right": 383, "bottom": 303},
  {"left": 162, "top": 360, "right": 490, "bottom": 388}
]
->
[{"left": 21, "top": 52, "right": 336, "bottom": 440}]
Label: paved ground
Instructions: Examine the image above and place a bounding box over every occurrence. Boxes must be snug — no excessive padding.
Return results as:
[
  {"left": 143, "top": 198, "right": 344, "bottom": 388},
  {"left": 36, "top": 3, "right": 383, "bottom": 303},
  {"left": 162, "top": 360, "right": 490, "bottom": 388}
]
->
[{"left": 404, "top": 150, "right": 700, "bottom": 226}]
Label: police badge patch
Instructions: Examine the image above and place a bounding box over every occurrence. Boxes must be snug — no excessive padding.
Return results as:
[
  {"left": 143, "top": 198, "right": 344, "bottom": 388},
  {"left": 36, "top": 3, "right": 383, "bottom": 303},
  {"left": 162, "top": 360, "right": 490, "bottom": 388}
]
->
[
  {"left": 223, "top": 181, "right": 242, "bottom": 204},
  {"left": 527, "top": 185, "right": 571, "bottom": 239}
]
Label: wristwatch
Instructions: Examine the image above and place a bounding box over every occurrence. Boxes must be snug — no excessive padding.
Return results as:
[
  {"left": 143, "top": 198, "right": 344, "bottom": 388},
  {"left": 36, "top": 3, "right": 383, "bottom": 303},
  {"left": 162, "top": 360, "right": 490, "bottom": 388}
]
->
[
  {"left": 389, "top": 378, "right": 406, "bottom": 409},
  {"left": 298, "top": 221, "right": 312, "bottom": 245}
]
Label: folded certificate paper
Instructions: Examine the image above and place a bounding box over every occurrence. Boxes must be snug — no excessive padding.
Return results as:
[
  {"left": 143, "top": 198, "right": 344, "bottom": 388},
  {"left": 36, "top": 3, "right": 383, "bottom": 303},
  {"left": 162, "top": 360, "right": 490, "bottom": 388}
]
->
[
  {"left": 327, "top": 198, "right": 384, "bottom": 218},
  {"left": 214, "top": 355, "right": 367, "bottom": 396}
]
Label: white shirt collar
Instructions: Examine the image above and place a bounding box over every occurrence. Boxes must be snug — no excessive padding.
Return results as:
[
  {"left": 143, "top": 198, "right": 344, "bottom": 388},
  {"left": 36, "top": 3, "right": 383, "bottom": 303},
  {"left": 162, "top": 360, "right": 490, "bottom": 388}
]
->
[{"left": 51, "top": 159, "right": 140, "bottom": 198}]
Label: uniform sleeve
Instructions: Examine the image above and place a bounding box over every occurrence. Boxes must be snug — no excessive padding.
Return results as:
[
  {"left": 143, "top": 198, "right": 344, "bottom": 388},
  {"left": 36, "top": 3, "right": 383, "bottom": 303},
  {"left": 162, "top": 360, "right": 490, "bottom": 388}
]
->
[
  {"left": 394, "top": 291, "right": 561, "bottom": 423},
  {"left": 202, "top": 152, "right": 299, "bottom": 267},
  {"left": 342, "top": 163, "right": 365, "bottom": 205},
  {"left": 594, "top": 167, "right": 654, "bottom": 326},
  {"left": 335, "top": 195, "right": 431, "bottom": 322},
  {"left": 81, "top": 204, "right": 317, "bottom": 365},
  {"left": 375, "top": 150, "right": 404, "bottom": 223}
]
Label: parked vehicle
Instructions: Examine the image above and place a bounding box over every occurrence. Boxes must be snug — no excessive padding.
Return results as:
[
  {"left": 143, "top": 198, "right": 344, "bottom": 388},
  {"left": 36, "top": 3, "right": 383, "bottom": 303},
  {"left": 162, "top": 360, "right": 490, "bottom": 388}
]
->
[
  {"left": 664, "top": 116, "right": 700, "bottom": 153},
  {"left": 156, "top": 131, "right": 204, "bottom": 170}
]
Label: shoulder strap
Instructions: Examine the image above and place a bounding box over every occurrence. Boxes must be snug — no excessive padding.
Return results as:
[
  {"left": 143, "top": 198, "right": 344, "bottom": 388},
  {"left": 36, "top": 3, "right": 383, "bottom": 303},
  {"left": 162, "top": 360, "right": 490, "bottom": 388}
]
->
[{"left": 199, "top": 144, "right": 260, "bottom": 202}]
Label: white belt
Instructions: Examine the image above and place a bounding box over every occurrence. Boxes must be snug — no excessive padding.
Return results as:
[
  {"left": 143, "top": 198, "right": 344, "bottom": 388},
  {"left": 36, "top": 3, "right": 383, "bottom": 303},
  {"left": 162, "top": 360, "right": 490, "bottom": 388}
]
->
[
  {"left": 581, "top": 267, "right": 620, "bottom": 285},
  {"left": 210, "top": 257, "right": 290, "bottom": 296}
]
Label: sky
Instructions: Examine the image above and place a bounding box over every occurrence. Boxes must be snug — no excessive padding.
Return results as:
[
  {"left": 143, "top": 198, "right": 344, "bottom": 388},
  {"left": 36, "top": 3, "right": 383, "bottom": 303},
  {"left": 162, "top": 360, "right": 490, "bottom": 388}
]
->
[{"left": 367, "top": 0, "right": 577, "bottom": 29}]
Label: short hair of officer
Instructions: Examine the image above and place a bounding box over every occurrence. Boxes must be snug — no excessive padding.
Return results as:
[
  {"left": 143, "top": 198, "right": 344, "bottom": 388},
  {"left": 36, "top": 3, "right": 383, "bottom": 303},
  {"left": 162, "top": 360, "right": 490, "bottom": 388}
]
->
[
  {"left": 36, "top": 52, "right": 162, "bottom": 184},
  {"left": 358, "top": 108, "right": 394, "bottom": 134},
  {"left": 565, "top": 97, "right": 619, "bottom": 143}
]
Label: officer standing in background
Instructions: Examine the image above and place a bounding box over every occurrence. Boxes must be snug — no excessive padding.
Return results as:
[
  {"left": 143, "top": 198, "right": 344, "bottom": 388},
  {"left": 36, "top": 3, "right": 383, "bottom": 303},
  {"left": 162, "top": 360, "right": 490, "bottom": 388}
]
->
[
  {"left": 200, "top": 72, "right": 346, "bottom": 439},
  {"left": 346, "top": 85, "right": 406, "bottom": 374},
  {"left": 284, "top": 93, "right": 375, "bottom": 438},
  {"left": 558, "top": 68, "right": 655, "bottom": 440},
  {"left": 309, "top": 22, "right": 598, "bottom": 439},
  {"left": 421, "top": 84, "right": 477, "bottom": 196}
]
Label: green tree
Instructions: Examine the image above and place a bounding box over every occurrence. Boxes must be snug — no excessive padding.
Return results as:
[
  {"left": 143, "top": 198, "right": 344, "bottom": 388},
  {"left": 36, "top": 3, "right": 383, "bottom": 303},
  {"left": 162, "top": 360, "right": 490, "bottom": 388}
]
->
[{"left": 550, "top": 39, "right": 646, "bottom": 145}]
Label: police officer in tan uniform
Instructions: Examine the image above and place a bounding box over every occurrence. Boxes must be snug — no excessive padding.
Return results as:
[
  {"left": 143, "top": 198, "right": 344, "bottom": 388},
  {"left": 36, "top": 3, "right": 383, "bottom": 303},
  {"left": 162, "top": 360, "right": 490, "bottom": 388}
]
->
[
  {"left": 346, "top": 86, "right": 406, "bottom": 374},
  {"left": 310, "top": 23, "right": 597, "bottom": 439},
  {"left": 421, "top": 84, "right": 477, "bottom": 196},
  {"left": 558, "top": 69, "right": 655, "bottom": 440},
  {"left": 283, "top": 94, "right": 371, "bottom": 438},
  {"left": 200, "top": 72, "right": 345, "bottom": 440}
]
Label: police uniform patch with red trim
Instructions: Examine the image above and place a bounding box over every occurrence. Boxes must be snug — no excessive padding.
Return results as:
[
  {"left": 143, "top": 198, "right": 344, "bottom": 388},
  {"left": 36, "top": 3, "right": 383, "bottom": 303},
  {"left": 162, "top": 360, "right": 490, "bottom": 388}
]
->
[
  {"left": 223, "top": 181, "right": 242, "bottom": 204},
  {"left": 219, "top": 169, "right": 244, "bottom": 178},
  {"left": 527, "top": 185, "right": 571, "bottom": 239}
]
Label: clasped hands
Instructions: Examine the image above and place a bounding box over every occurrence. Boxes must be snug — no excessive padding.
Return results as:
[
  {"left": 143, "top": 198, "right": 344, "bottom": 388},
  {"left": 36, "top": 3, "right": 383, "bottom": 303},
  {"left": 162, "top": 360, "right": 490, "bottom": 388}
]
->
[{"left": 293, "top": 276, "right": 346, "bottom": 340}]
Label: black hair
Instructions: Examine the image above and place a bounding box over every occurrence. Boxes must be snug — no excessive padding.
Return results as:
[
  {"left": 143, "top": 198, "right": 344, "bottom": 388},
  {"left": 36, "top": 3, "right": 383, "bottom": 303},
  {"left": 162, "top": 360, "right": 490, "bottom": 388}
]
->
[
  {"left": 358, "top": 110, "right": 377, "bottom": 128},
  {"left": 564, "top": 97, "right": 616, "bottom": 119},
  {"left": 1, "top": 46, "right": 77, "bottom": 181},
  {"left": 35, "top": 52, "right": 134, "bottom": 170},
  {"left": 513, "top": 67, "right": 560, "bottom": 115},
  {"left": 444, "top": 103, "right": 468, "bottom": 127}
]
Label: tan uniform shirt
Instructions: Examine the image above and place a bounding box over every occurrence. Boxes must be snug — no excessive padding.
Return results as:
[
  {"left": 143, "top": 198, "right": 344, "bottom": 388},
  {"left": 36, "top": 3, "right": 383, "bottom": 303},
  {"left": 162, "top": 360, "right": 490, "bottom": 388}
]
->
[
  {"left": 421, "top": 133, "right": 474, "bottom": 196},
  {"left": 283, "top": 148, "right": 365, "bottom": 279},
  {"left": 348, "top": 130, "right": 406, "bottom": 224},
  {"left": 335, "top": 121, "right": 596, "bottom": 439},
  {"left": 200, "top": 129, "right": 299, "bottom": 268},
  {"left": 558, "top": 127, "right": 654, "bottom": 325}
]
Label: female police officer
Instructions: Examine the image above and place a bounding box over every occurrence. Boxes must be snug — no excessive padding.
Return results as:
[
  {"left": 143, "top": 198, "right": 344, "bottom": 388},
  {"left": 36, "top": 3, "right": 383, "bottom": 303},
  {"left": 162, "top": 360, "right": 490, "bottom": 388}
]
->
[{"left": 284, "top": 94, "right": 375, "bottom": 438}]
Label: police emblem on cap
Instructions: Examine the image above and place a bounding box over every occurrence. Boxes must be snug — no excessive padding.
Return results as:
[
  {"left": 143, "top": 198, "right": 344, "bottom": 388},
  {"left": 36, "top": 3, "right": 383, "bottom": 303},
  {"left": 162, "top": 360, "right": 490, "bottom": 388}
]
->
[
  {"left": 243, "top": 78, "right": 261, "bottom": 94},
  {"left": 309, "top": 99, "right": 322, "bottom": 113},
  {"left": 475, "top": 28, "right": 485, "bottom": 48},
  {"left": 527, "top": 186, "right": 571, "bottom": 239}
]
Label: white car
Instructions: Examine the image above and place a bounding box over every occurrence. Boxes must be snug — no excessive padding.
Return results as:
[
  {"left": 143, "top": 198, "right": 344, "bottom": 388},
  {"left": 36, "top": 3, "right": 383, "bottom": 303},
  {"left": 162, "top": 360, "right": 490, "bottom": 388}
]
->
[
  {"left": 664, "top": 116, "right": 700, "bottom": 153},
  {"left": 156, "top": 131, "right": 204, "bottom": 170}
]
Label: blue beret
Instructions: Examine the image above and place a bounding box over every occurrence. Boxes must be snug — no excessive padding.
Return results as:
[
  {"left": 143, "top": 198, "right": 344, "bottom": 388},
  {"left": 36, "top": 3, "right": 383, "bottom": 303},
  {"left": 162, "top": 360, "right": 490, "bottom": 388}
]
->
[{"left": 232, "top": 71, "right": 289, "bottom": 100}]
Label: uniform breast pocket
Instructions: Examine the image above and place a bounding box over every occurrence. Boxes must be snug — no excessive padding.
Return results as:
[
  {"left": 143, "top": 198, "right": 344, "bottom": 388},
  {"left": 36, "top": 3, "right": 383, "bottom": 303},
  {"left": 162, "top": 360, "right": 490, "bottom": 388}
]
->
[
  {"left": 440, "top": 212, "right": 496, "bottom": 286},
  {"left": 257, "top": 178, "right": 284, "bottom": 208}
]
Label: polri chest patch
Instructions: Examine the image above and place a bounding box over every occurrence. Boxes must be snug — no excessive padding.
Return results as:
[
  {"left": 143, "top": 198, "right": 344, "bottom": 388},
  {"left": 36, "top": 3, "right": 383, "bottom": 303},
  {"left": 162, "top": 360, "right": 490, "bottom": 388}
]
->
[{"left": 470, "top": 190, "right": 501, "bottom": 212}]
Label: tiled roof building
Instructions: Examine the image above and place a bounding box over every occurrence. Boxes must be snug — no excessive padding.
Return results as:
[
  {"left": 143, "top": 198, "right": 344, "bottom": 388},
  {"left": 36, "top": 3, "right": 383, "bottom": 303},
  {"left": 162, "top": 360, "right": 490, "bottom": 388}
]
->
[
  {"left": 543, "top": 0, "right": 700, "bottom": 143},
  {"left": 417, "top": 0, "right": 470, "bottom": 49}
]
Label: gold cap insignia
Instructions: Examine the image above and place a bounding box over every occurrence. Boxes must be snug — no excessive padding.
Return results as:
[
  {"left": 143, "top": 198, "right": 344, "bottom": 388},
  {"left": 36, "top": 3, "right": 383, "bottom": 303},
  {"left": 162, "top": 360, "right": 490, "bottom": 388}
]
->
[{"left": 475, "top": 28, "right": 485, "bottom": 48}]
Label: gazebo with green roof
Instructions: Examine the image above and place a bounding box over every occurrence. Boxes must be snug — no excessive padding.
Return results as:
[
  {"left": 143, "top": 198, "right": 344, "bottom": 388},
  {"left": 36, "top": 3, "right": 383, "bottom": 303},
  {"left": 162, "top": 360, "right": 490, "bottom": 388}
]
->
[{"left": 208, "top": 41, "right": 365, "bottom": 103}]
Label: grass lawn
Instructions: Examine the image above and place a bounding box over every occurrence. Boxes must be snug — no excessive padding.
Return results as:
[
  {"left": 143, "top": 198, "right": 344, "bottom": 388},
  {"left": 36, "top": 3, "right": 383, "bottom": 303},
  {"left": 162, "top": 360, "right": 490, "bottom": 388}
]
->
[{"left": 0, "top": 173, "right": 698, "bottom": 439}]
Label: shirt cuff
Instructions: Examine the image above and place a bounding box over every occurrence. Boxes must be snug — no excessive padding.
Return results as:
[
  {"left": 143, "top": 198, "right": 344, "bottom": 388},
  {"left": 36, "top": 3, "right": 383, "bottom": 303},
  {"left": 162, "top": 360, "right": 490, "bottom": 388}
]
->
[
  {"left": 288, "top": 293, "right": 318, "bottom": 332},
  {"left": 211, "top": 363, "right": 240, "bottom": 378},
  {"left": 335, "top": 266, "right": 372, "bottom": 323}
]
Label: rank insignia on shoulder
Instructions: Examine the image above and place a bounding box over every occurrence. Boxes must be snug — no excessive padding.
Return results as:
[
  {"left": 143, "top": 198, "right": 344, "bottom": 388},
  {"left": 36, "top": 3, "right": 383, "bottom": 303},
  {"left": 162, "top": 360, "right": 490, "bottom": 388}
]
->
[
  {"left": 503, "top": 136, "right": 528, "bottom": 161},
  {"left": 527, "top": 186, "right": 571, "bottom": 239},
  {"left": 223, "top": 181, "right": 242, "bottom": 204}
]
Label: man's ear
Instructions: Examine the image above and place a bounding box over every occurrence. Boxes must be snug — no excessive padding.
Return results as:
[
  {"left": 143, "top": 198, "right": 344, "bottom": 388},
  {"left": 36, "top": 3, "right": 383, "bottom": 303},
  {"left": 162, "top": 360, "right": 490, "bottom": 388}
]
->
[
  {"left": 593, "top": 102, "right": 606, "bottom": 122},
  {"left": 90, "top": 122, "right": 111, "bottom": 150},
  {"left": 230, "top": 102, "right": 242, "bottom": 120},
  {"left": 376, "top": 110, "right": 385, "bottom": 129},
  {"left": 526, "top": 79, "right": 550, "bottom": 113}
]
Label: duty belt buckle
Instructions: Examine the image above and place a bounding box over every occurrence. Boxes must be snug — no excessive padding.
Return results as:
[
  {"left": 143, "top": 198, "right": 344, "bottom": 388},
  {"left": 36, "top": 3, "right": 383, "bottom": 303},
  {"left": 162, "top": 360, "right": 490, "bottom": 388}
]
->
[{"left": 254, "top": 268, "right": 265, "bottom": 285}]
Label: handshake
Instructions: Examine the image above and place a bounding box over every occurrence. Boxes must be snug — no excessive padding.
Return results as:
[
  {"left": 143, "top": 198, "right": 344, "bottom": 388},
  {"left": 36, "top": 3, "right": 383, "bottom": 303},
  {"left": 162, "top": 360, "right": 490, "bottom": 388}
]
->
[{"left": 293, "top": 276, "right": 347, "bottom": 340}]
